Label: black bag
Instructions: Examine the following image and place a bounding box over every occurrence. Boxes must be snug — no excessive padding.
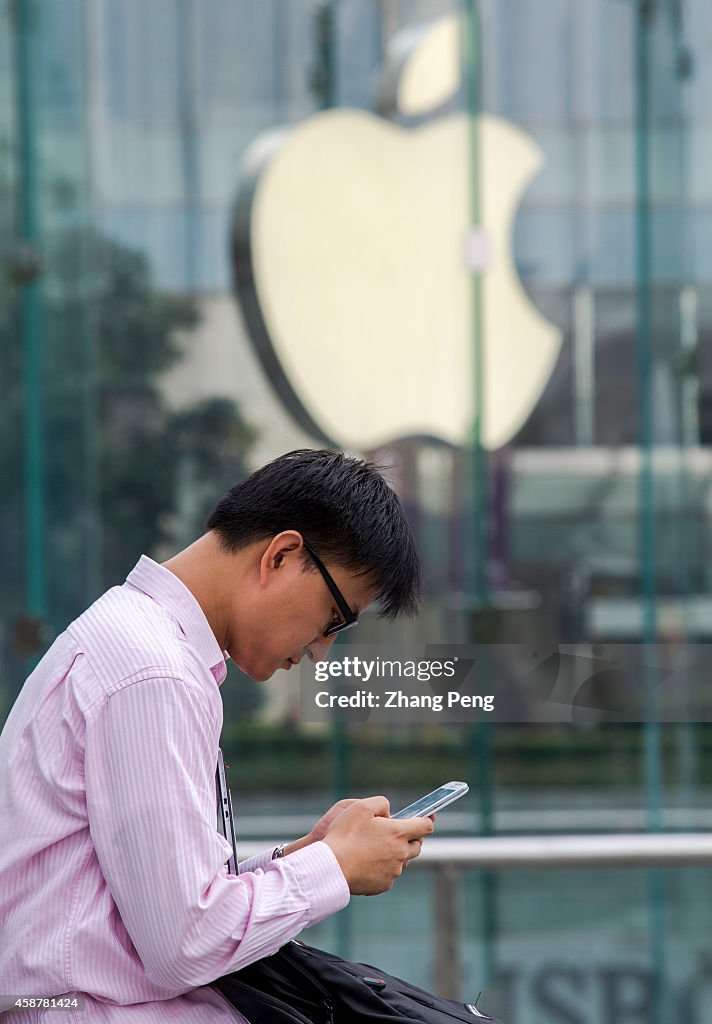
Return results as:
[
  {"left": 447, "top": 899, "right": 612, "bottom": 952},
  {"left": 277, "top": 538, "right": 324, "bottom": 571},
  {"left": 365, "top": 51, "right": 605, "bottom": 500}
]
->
[{"left": 213, "top": 937, "right": 502, "bottom": 1024}]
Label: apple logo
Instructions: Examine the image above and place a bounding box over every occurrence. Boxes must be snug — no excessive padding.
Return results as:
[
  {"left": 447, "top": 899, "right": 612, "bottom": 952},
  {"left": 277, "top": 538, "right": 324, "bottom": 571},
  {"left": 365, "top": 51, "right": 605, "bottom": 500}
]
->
[{"left": 232, "top": 13, "right": 562, "bottom": 451}]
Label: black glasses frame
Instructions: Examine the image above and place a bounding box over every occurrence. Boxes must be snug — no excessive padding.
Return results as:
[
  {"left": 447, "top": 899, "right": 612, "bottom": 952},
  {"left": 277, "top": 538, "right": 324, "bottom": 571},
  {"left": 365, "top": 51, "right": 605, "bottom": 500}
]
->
[{"left": 302, "top": 538, "right": 359, "bottom": 637}]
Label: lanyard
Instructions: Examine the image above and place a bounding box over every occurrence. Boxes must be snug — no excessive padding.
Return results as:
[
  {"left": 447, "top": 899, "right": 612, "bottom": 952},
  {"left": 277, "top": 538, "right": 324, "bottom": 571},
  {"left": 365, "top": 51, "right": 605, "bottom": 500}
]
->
[{"left": 215, "top": 746, "right": 238, "bottom": 875}]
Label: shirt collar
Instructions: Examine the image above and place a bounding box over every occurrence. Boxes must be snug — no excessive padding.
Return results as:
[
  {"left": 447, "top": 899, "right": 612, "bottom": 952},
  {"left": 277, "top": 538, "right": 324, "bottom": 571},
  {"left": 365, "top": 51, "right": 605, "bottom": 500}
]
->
[{"left": 124, "top": 555, "right": 228, "bottom": 686}]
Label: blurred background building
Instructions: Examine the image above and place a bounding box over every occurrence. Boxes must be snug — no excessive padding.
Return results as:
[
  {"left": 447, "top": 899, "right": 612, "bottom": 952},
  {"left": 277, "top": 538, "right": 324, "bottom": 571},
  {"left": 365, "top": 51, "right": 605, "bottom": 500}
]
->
[{"left": 1, "top": 1, "right": 712, "bottom": 1021}]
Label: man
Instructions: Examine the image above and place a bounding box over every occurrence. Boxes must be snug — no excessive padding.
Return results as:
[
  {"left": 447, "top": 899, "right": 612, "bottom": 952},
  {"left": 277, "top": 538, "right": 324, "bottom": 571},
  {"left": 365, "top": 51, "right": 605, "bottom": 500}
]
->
[{"left": 0, "top": 449, "right": 434, "bottom": 1022}]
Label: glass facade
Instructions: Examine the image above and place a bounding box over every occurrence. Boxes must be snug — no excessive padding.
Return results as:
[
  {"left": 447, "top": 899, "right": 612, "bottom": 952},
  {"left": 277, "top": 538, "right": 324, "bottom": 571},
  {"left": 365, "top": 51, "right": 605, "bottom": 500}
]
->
[{"left": 2, "top": 1, "right": 712, "bottom": 1021}]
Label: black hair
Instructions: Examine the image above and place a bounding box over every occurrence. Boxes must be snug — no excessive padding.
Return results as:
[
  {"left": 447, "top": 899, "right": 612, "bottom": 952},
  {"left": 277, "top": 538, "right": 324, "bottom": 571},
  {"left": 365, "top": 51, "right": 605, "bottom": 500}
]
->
[{"left": 205, "top": 449, "right": 422, "bottom": 618}]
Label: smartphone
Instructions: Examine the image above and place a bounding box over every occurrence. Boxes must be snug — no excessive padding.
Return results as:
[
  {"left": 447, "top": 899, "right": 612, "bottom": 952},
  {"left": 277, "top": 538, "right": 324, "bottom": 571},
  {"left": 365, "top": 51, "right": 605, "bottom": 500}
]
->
[{"left": 391, "top": 780, "right": 469, "bottom": 819}]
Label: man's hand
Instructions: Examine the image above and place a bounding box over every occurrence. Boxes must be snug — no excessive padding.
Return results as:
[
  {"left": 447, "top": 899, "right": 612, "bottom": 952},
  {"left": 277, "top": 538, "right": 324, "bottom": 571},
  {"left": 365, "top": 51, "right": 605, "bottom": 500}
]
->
[
  {"left": 308, "top": 798, "right": 359, "bottom": 843},
  {"left": 280, "top": 799, "right": 358, "bottom": 857},
  {"left": 322, "top": 796, "right": 434, "bottom": 895}
]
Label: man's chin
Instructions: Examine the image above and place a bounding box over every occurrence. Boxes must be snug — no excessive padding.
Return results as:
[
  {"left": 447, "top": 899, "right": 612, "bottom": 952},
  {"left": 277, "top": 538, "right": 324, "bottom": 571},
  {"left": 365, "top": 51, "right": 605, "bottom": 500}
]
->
[
  {"left": 252, "top": 660, "right": 294, "bottom": 682},
  {"left": 229, "top": 655, "right": 270, "bottom": 683},
  {"left": 228, "top": 650, "right": 290, "bottom": 682}
]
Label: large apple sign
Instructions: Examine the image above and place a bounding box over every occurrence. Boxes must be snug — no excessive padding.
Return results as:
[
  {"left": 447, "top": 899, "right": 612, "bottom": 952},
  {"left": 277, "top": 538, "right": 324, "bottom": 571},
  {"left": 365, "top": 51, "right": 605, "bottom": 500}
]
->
[{"left": 232, "top": 14, "right": 561, "bottom": 450}]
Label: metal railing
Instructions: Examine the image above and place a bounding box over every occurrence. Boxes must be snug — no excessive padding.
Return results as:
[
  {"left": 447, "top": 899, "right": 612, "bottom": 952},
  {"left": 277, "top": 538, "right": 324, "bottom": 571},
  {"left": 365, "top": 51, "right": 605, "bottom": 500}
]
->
[{"left": 238, "top": 833, "right": 712, "bottom": 998}]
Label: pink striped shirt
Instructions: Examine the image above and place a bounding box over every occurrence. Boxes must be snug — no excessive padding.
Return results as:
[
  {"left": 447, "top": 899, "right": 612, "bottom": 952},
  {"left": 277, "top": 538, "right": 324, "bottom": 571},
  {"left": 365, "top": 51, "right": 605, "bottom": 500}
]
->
[{"left": 0, "top": 555, "right": 350, "bottom": 1022}]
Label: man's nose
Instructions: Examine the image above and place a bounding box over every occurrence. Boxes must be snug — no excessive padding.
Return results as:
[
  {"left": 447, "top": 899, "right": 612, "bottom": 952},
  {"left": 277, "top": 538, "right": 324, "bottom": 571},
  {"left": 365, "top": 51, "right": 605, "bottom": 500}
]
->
[{"left": 304, "top": 636, "right": 336, "bottom": 663}]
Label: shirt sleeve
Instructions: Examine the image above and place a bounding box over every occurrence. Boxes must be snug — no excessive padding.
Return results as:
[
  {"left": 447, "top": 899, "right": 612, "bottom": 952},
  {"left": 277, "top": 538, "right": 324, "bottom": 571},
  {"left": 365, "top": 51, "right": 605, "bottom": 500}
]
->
[
  {"left": 84, "top": 677, "right": 349, "bottom": 992},
  {"left": 238, "top": 847, "right": 276, "bottom": 874}
]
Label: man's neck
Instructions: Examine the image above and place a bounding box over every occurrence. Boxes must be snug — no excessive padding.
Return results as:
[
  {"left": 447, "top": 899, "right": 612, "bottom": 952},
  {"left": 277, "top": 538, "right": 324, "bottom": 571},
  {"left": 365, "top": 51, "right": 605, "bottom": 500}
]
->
[{"left": 162, "top": 533, "right": 232, "bottom": 649}]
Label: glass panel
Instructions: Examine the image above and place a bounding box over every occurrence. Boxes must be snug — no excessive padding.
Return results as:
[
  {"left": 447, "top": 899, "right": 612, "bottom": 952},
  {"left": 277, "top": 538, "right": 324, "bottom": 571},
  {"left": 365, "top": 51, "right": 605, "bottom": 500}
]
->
[
  {"left": 303, "top": 865, "right": 712, "bottom": 1023},
  {"left": 0, "top": 0, "right": 23, "bottom": 720},
  {"left": 1, "top": 3, "right": 710, "bottom": 1022}
]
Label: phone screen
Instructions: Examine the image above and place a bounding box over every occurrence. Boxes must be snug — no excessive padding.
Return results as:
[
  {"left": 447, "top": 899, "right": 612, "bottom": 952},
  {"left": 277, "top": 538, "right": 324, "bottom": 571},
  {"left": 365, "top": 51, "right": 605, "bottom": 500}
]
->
[{"left": 391, "top": 783, "right": 467, "bottom": 819}]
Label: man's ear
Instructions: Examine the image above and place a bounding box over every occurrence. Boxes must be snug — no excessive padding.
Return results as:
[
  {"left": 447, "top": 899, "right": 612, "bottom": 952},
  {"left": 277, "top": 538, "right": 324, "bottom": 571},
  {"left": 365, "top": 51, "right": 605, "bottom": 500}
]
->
[{"left": 259, "top": 530, "right": 305, "bottom": 582}]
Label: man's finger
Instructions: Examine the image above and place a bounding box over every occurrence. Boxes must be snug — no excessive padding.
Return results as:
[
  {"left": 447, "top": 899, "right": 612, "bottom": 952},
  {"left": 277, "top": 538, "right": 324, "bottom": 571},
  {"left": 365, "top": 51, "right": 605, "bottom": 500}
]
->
[
  {"left": 406, "top": 837, "right": 424, "bottom": 865},
  {"left": 334, "top": 798, "right": 358, "bottom": 812},
  {"left": 399, "top": 815, "right": 435, "bottom": 839},
  {"left": 363, "top": 795, "right": 391, "bottom": 817}
]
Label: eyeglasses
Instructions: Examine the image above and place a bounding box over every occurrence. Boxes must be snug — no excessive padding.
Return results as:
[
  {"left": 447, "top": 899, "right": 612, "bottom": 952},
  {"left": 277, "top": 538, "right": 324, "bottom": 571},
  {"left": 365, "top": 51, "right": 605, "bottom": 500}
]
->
[{"left": 302, "top": 539, "right": 359, "bottom": 637}]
